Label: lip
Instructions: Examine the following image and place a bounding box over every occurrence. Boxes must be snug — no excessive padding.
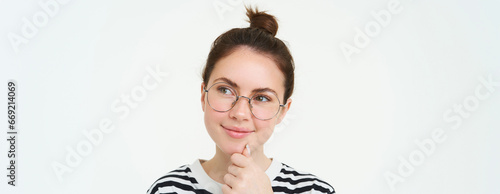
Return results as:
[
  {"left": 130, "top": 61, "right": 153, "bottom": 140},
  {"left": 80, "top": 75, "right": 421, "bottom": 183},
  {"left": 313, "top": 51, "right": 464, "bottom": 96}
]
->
[{"left": 222, "top": 125, "right": 254, "bottom": 139}]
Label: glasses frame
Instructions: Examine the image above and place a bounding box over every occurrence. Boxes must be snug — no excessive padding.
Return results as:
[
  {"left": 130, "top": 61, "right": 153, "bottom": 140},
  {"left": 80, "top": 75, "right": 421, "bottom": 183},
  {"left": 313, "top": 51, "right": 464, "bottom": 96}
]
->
[{"left": 204, "top": 82, "right": 286, "bottom": 120}]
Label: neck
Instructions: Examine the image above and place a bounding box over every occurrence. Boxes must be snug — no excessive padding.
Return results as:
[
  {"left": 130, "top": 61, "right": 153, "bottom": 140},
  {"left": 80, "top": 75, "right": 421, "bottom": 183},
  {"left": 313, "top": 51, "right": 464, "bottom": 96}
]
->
[{"left": 201, "top": 145, "right": 272, "bottom": 184}]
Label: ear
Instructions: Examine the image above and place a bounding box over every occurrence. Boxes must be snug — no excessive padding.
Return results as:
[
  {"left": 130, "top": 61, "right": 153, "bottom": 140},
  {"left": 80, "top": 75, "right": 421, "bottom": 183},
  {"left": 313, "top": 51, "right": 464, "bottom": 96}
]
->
[
  {"left": 276, "top": 98, "right": 292, "bottom": 124},
  {"left": 201, "top": 82, "right": 206, "bottom": 112}
]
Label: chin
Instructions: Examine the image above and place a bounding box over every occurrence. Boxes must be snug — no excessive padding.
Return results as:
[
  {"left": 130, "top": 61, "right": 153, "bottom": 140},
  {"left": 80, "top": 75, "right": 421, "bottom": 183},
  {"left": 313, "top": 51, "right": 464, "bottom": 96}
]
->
[{"left": 218, "top": 141, "right": 245, "bottom": 155}]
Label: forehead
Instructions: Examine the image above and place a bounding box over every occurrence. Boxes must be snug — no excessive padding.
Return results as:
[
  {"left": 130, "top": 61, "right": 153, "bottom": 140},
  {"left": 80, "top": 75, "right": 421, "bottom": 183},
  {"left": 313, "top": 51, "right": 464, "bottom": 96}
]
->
[{"left": 209, "top": 47, "right": 285, "bottom": 96}]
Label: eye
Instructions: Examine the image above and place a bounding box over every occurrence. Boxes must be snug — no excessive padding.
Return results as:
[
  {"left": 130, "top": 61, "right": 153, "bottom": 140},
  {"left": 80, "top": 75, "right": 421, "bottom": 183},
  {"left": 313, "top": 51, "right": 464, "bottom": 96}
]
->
[
  {"left": 253, "top": 95, "right": 271, "bottom": 102},
  {"left": 217, "top": 86, "right": 234, "bottom": 95}
]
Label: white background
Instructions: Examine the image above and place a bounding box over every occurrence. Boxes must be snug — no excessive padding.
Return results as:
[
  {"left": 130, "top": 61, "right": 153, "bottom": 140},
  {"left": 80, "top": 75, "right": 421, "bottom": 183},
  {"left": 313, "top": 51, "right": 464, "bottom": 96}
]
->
[{"left": 1, "top": 0, "right": 499, "bottom": 193}]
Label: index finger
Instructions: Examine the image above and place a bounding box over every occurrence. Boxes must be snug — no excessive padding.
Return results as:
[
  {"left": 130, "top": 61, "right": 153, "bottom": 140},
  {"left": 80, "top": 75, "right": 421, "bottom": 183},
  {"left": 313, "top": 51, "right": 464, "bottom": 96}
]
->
[{"left": 230, "top": 153, "right": 249, "bottom": 167}]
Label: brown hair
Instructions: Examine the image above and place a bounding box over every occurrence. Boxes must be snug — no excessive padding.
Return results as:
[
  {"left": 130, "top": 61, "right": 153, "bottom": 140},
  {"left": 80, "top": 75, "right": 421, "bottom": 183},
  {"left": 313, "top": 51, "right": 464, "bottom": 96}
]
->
[{"left": 202, "top": 7, "right": 295, "bottom": 102}]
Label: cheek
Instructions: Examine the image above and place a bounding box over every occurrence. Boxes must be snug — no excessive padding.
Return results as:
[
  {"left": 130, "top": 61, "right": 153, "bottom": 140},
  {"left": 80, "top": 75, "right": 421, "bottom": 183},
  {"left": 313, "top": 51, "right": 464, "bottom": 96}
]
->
[
  {"left": 204, "top": 109, "right": 223, "bottom": 130},
  {"left": 254, "top": 120, "right": 276, "bottom": 144},
  {"left": 204, "top": 110, "right": 225, "bottom": 146}
]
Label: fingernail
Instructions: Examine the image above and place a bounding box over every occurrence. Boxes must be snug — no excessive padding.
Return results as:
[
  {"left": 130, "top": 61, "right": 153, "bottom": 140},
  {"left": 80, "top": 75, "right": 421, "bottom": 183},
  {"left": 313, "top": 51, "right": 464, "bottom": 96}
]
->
[{"left": 246, "top": 144, "right": 251, "bottom": 155}]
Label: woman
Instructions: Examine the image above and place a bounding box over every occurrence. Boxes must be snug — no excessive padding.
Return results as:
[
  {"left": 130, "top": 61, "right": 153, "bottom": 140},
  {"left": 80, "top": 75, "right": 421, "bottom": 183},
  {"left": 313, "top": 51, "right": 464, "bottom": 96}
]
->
[{"left": 147, "top": 7, "right": 335, "bottom": 194}]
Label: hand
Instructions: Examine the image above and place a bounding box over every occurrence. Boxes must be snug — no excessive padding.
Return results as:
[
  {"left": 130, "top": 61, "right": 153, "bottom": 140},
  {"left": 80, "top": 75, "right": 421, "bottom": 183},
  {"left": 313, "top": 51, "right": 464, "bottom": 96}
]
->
[{"left": 222, "top": 145, "right": 273, "bottom": 194}]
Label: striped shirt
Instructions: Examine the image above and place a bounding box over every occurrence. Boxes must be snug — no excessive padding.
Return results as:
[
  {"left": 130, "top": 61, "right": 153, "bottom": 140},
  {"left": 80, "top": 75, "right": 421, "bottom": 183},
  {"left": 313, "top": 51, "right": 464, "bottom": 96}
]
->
[{"left": 147, "top": 159, "right": 335, "bottom": 194}]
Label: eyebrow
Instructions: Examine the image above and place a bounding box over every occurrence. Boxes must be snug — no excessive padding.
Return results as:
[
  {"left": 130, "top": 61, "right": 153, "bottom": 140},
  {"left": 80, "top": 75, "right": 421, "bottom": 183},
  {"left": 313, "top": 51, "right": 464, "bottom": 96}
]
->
[
  {"left": 213, "top": 77, "right": 238, "bottom": 88},
  {"left": 212, "top": 77, "right": 279, "bottom": 96}
]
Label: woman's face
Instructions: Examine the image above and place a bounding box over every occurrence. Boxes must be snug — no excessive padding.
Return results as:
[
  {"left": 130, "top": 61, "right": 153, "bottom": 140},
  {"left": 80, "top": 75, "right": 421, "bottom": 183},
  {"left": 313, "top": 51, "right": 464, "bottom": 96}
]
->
[{"left": 201, "top": 46, "right": 291, "bottom": 155}]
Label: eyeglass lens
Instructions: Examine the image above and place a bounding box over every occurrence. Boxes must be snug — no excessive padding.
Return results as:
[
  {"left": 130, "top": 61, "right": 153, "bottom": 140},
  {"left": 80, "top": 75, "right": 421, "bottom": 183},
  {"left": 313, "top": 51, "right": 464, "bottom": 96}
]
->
[{"left": 206, "top": 82, "right": 281, "bottom": 120}]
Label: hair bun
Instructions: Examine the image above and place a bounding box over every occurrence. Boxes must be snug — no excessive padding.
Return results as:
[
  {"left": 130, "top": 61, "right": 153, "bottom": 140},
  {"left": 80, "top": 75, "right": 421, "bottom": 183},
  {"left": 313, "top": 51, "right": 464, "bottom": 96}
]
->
[{"left": 246, "top": 7, "right": 278, "bottom": 36}]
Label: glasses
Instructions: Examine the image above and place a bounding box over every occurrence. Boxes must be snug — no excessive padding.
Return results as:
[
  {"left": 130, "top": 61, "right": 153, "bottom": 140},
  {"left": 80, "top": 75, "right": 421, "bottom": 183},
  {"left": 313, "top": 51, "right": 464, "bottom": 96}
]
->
[{"left": 204, "top": 82, "right": 285, "bottom": 120}]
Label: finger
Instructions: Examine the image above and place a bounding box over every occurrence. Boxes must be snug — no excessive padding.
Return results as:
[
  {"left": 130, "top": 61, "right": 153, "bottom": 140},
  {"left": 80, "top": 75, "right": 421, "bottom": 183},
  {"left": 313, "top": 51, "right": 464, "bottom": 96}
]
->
[
  {"left": 222, "top": 184, "right": 232, "bottom": 194},
  {"left": 223, "top": 173, "right": 236, "bottom": 188},
  {"left": 227, "top": 164, "right": 241, "bottom": 176},
  {"left": 243, "top": 144, "right": 251, "bottom": 157},
  {"left": 230, "top": 153, "right": 249, "bottom": 167}
]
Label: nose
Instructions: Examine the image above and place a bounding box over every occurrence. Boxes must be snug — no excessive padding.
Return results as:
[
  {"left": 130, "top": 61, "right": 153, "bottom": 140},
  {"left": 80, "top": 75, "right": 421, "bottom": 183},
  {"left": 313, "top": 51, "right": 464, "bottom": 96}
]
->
[{"left": 229, "top": 96, "right": 252, "bottom": 121}]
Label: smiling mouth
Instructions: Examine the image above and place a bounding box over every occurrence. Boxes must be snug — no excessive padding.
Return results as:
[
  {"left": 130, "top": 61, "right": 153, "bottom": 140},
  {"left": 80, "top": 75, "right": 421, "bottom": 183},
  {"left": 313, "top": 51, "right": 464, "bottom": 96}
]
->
[{"left": 222, "top": 125, "right": 254, "bottom": 139}]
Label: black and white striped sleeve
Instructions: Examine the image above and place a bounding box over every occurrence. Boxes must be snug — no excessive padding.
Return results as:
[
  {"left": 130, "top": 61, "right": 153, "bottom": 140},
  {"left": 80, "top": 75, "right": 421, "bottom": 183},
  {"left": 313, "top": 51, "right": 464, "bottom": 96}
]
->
[
  {"left": 271, "top": 164, "right": 335, "bottom": 194},
  {"left": 146, "top": 165, "right": 211, "bottom": 194}
]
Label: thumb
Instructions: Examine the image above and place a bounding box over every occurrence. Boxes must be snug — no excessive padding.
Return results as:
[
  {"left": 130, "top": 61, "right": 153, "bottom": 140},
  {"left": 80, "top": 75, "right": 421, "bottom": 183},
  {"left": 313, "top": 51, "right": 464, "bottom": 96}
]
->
[{"left": 243, "top": 144, "right": 251, "bottom": 158}]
